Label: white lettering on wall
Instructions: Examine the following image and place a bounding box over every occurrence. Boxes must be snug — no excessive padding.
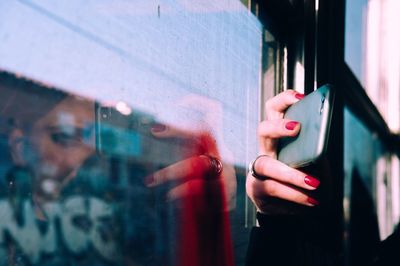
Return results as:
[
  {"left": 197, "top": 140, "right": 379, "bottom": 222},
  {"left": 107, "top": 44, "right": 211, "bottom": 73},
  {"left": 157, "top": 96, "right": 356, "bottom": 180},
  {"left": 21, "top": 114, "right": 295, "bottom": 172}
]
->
[{"left": 0, "top": 196, "right": 119, "bottom": 264}]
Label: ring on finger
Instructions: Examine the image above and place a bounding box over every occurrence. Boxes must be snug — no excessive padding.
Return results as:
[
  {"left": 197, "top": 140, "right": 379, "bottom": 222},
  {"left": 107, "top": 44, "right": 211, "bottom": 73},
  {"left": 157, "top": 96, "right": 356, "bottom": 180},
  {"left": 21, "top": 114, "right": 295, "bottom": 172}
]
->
[
  {"left": 249, "top": 155, "right": 269, "bottom": 180},
  {"left": 200, "top": 154, "right": 223, "bottom": 176}
]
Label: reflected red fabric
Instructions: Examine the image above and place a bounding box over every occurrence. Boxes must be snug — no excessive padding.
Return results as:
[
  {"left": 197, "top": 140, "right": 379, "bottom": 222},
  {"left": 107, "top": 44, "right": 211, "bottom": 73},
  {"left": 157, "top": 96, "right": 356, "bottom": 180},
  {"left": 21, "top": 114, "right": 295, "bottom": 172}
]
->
[{"left": 177, "top": 135, "right": 234, "bottom": 266}]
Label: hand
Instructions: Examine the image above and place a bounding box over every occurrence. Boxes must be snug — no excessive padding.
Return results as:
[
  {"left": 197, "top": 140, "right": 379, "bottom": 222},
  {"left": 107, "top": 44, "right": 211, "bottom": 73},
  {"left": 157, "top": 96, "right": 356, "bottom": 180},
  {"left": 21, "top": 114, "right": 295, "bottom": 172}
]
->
[
  {"left": 144, "top": 94, "right": 236, "bottom": 212},
  {"left": 246, "top": 90, "right": 320, "bottom": 214}
]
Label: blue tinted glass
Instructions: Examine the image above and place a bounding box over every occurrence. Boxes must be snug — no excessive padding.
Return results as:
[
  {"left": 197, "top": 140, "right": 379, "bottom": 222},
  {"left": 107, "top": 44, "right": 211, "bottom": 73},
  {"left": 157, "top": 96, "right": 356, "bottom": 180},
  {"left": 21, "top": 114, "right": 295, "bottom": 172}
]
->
[
  {"left": 344, "top": 0, "right": 368, "bottom": 84},
  {"left": 0, "top": 1, "right": 261, "bottom": 265},
  {"left": 344, "top": 107, "right": 395, "bottom": 265}
]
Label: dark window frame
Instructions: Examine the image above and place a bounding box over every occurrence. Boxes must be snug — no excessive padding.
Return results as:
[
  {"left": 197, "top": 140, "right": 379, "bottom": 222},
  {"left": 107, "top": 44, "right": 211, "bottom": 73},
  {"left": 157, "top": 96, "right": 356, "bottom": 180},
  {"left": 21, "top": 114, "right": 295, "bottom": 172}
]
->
[{"left": 253, "top": 0, "right": 400, "bottom": 262}]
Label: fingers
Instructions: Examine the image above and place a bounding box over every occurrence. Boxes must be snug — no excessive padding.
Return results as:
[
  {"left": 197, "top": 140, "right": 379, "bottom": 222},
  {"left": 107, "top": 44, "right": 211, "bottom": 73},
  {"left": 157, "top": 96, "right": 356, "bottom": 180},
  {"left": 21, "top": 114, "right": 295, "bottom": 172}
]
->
[
  {"left": 264, "top": 90, "right": 304, "bottom": 119},
  {"left": 144, "top": 155, "right": 229, "bottom": 209},
  {"left": 250, "top": 90, "right": 311, "bottom": 209},
  {"left": 165, "top": 179, "right": 219, "bottom": 201},
  {"left": 260, "top": 90, "right": 303, "bottom": 155},
  {"left": 166, "top": 179, "right": 202, "bottom": 201},
  {"left": 246, "top": 155, "right": 320, "bottom": 207},
  {"left": 248, "top": 178, "right": 318, "bottom": 207},
  {"left": 144, "top": 155, "right": 216, "bottom": 187},
  {"left": 252, "top": 155, "right": 320, "bottom": 191},
  {"left": 258, "top": 119, "right": 301, "bottom": 139},
  {"left": 150, "top": 123, "right": 196, "bottom": 139},
  {"left": 258, "top": 119, "right": 301, "bottom": 156}
]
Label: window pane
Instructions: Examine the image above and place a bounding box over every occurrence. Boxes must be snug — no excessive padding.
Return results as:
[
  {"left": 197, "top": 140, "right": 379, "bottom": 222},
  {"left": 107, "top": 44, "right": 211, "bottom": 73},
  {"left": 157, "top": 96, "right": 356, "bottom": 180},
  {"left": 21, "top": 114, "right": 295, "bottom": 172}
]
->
[
  {"left": 345, "top": 0, "right": 400, "bottom": 132},
  {"left": 345, "top": 0, "right": 368, "bottom": 85},
  {"left": 0, "top": 1, "right": 262, "bottom": 265},
  {"left": 344, "top": 107, "right": 397, "bottom": 265}
]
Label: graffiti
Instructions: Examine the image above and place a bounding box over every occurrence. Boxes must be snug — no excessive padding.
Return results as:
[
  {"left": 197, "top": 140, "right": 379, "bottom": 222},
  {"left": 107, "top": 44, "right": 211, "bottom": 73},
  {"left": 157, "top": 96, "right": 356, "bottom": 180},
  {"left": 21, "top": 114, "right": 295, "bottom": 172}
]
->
[{"left": 0, "top": 196, "right": 120, "bottom": 265}]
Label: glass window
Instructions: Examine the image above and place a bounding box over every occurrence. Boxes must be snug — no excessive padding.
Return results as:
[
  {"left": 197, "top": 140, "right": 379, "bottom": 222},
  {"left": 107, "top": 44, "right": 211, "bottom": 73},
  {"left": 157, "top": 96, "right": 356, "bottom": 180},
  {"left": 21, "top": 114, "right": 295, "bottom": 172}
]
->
[
  {"left": 345, "top": 0, "right": 400, "bottom": 132},
  {"left": 344, "top": 107, "right": 398, "bottom": 266},
  {"left": 344, "top": 0, "right": 368, "bottom": 85},
  {"left": 0, "top": 1, "right": 262, "bottom": 265}
]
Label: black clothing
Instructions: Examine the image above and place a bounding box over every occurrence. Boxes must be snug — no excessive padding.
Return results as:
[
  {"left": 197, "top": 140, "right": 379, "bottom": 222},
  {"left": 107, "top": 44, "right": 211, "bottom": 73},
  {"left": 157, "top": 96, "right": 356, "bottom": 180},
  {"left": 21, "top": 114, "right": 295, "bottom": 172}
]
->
[
  {"left": 246, "top": 213, "right": 336, "bottom": 266},
  {"left": 246, "top": 212, "right": 400, "bottom": 266}
]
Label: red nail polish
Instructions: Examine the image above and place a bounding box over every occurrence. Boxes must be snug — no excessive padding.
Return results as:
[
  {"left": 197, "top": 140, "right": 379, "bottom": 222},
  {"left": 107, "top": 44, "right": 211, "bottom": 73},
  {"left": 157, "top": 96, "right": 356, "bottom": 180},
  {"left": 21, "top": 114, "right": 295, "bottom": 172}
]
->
[
  {"left": 285, "top": 121, "right": 299, "bottom": 130},
  {"left": 295, "top": 93, "right": 305, "bottom": 100},
  {"left": 304, "top": 175, "right": 320, "bottom": 188},
  {"left": 151, "top": 123, "right": 166, "bottom": 133},
  {"left": 307, "top": 197, "right": 320, "bottom": 206},
  {"left": 144, "top": 175, "right": 154, "bottom": 186}
]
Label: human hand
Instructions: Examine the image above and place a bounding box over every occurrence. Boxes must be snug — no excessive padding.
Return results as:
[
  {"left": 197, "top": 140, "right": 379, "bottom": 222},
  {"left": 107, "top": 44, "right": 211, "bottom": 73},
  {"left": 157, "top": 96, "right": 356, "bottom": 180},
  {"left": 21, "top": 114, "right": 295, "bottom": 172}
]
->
[
  {"left": 144, "top": 95, "right": 236, "bottom": 212},
  {"left": 246, "top": 90, "right": 320, "bottom": 214},
  {"left": 144, "top": 94, "right": 237, "bottom": 266}
]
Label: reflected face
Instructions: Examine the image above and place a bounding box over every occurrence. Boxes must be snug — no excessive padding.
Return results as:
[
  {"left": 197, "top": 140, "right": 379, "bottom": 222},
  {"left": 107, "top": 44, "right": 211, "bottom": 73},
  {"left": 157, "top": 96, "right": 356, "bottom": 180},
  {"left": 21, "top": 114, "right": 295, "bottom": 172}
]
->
[{"left": 28, "top": 97, "right": 95, "bottom": 199}]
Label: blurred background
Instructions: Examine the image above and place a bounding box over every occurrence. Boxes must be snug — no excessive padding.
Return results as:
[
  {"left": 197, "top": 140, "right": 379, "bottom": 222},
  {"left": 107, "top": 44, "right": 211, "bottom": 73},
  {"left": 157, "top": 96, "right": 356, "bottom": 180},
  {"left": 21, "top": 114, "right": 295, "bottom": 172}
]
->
[{"left": 0, "top": 0, "right": 399, "bottom": 265}]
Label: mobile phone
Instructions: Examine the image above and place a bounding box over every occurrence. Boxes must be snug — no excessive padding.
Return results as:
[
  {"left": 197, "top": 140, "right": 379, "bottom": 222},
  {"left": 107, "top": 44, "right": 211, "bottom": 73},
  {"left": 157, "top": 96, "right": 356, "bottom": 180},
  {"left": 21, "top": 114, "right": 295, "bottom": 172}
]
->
[
  {"left": 94, "top": 103, "right": 200, "bottom": 166},
  {"left": 94, "top": 104, "right": 198, "bottom": 264},
  {"left": 277, "top": 84, "right": 335, "bottom": 168}
]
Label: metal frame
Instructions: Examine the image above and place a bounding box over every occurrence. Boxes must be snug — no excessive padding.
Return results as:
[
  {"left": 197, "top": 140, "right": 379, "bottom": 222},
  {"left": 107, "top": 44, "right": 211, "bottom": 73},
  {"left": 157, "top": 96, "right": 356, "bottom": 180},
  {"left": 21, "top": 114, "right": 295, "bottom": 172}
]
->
[{"left": 252, "top": 1, "right": 399, "bottom": 264}]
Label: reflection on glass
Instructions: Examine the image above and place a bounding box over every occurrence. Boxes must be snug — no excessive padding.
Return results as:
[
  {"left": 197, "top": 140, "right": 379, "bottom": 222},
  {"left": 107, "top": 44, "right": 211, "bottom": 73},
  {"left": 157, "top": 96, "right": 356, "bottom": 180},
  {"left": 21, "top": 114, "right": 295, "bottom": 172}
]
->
[
  {"left": 345, "top": 0, "right": 400, "bottom": 132},
  {"left": 0, "top": 70, "right": 238, "bottom": 265},
  {"left": 343, "top": 107, "right": 397, "bottom": 266},
  {"left": 364, "top": 0, "right": 400, "bottom": 133},
  {"left": 0, "top": 0, "right": 262, "bottom": 265},
  {"left": 345, "top": 0, "right": 368, "bottom": 84}
]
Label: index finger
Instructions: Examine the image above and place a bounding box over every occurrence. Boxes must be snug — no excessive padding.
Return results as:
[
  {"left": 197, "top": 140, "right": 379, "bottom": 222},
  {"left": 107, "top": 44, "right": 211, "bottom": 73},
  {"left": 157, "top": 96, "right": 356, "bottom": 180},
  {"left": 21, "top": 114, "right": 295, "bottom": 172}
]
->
[
  {"left": 252, "top": 155, "right": 320, "bottom": 191},
  {"left": 144, "top": 155, "right": 218, "bottom": 187},
  {"left": 265, "top": 90, "right": 304, "bottom": 119},
  {"left": 150, "top": 122, "right": 201, "bottom": 139}
]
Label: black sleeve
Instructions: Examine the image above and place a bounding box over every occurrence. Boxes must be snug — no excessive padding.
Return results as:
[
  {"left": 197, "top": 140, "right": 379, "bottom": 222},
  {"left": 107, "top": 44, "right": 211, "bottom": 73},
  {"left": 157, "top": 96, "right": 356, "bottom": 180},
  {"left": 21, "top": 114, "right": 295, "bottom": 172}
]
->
[
  {"left": 245, "top": 213, "right": 337, "bottom": 266},
  {"left": 370, "top": 226, "right": 400, "bottom": 266}
]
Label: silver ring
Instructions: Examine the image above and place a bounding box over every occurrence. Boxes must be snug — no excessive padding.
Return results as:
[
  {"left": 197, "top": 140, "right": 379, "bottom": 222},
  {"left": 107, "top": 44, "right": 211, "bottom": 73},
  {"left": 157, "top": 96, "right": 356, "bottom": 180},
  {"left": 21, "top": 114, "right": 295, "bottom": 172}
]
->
[
  {"left": 201, "top": 154, "right": 223, "bottom": 176},
  {"left": 249, "top": 155, "right": 269, "bottom": 180}
]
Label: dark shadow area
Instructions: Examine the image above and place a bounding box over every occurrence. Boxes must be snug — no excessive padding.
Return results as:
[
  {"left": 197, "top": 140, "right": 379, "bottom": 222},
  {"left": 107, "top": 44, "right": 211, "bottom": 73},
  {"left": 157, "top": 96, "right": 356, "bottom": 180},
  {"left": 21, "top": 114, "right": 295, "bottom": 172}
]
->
[{"left": 349, "top": 168, "right": 380, "bottom": 266}]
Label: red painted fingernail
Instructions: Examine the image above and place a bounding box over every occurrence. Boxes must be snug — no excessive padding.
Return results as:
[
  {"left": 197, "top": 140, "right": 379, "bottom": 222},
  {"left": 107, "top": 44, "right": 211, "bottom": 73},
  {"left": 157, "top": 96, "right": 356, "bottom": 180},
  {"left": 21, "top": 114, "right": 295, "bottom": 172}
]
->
[
  {"left": 295, "top": 93, "right": 305, "bottom": 99},
  {"left": 307, "top": 197, "right": 320, "bottom": 206},
  {"left": 151, "top": 123, "right": 166, "bottom": 133},
  {"left": 285, "top": 121, "right": 299, "bottom": 130},
  {"left": 144, "top": 175, "right": 154, "bottom": 186},
  {"left": 304, "top": 175, "right": 320, "bottom": 188}
]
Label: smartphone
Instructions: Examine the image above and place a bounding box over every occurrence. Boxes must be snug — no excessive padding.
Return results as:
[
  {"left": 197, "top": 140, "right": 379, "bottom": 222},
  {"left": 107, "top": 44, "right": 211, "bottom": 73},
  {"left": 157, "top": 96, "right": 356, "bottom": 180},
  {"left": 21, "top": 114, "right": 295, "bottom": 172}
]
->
[
  {"left": 94, "top": 104, "right": 200, "bottom": 164},
  {"left": 277, "top": 84, "right": 335, "bottom": 168},
  {"left": 94, "top": 104, "right": 198, "bottom": 264}
]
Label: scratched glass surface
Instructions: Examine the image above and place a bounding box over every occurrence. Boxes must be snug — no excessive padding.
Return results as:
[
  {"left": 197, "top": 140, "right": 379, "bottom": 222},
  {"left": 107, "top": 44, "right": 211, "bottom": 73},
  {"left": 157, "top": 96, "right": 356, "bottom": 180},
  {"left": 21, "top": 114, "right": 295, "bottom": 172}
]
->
[{"left": 0, "top": 1, "right": 261, "bottom": 265}]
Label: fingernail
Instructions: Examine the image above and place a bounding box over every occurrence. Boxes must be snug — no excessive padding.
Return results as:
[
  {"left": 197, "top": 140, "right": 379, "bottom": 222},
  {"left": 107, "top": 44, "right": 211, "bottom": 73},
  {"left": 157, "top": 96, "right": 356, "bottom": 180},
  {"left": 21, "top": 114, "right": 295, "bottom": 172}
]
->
[
  {"left": 295, "top": 93, "right": 305, "bottom": 100},
  {"left": 307, "top": 197, "right": 320, "bottom": 206},
  {"left": 144, "top": 175, "right": 154, "bottom": 186},
  {"left": 285, "top": 121, "right": 299, "bottom": 130},
  {"left": 304, "top": 175, "right": 320, "bottom": 188},
  {"left": 151, "top": 123, "right": 166, "bottom": 133}
]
